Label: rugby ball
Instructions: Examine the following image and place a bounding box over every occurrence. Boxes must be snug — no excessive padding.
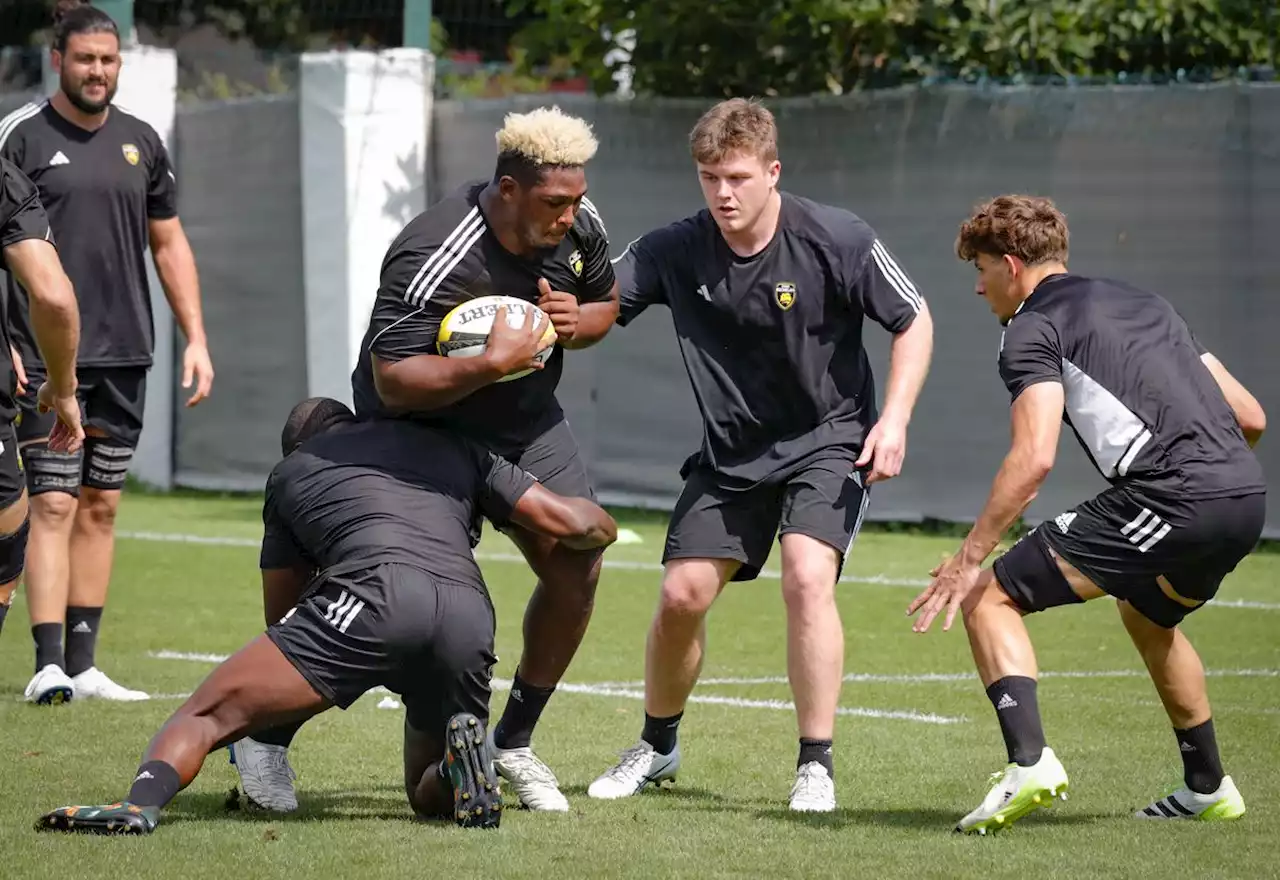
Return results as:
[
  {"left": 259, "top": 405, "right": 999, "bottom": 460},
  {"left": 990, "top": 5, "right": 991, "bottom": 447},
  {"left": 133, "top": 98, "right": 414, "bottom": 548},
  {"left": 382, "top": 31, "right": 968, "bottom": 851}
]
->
[{"left": 436, "top": 294, "right": 557, "bottom": 383}]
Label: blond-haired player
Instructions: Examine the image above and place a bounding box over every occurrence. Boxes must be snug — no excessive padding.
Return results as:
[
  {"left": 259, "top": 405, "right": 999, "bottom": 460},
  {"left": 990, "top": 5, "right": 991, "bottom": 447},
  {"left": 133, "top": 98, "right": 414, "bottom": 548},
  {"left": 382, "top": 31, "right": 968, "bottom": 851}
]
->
[{"left": 227, "top": 105, "right": 620, "bottom": 814}]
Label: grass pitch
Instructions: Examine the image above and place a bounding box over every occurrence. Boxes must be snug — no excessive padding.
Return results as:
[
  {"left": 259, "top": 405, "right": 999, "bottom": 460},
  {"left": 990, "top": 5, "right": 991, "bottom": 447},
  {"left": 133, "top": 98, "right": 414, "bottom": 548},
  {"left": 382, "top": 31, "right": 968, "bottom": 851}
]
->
[{"left": 1, "top": 492, "right": 1277, "bottom": 879}]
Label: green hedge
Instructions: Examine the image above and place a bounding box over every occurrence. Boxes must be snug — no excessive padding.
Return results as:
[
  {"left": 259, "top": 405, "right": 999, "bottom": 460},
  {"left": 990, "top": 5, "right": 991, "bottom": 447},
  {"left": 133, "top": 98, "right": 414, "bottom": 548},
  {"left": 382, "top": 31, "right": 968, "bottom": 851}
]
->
[{"left": 508, "top": 0, "right": 1278, "bottom": 97}]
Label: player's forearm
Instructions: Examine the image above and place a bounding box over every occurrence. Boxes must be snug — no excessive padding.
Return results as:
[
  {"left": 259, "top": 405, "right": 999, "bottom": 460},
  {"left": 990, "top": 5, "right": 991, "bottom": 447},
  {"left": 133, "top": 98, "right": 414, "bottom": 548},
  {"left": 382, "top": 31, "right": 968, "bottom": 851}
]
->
[
  {"left": 152, "top": 233, "right": 207, "bottom": 346},
  {"left": 6, "top": 240, "right": 79, "bottom": 393},
  {"left": 878, "top": 305, "right": 934, "bottom": 426},
  {"left": 561, "top": 296, "right": 619, "bottom": 350},
  {"left": 555, "top": 498, "right": 618, "bottom": 550},
  {"left": 961, "top": 447, "right": 1052, "bottom": 567},
  {"left": 374, "top": 352, "right": 505, "bottom": 412}
]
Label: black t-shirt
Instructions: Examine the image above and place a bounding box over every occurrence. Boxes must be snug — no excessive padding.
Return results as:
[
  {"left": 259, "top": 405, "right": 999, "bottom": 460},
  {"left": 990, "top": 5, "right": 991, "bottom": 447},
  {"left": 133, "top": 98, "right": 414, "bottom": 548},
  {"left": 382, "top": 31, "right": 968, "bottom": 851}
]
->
[
  {"left": 614, "top": 192, "right": 923, "bottom": 488},
  {"left": 0, "top": 101, "right": 178, "bottom": 369},
  {"left": 350, "top": 180, "right": 615, "bottom": 456},
  {"left": 999, "top": 273, "right": 1266, "bottom": 499},
  {"left": 0, "top": 156, "right": 55, "bottom": 421},
  {"left": 258, "top": 418, "right": 537, "bottom": 590}
]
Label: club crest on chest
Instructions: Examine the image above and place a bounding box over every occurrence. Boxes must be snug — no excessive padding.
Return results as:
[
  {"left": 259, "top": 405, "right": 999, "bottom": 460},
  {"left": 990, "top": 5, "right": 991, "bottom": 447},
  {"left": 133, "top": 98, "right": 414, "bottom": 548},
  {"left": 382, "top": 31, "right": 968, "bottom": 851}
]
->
[{"left": 774, "top": 281, "right": 797, "bottom": 310}]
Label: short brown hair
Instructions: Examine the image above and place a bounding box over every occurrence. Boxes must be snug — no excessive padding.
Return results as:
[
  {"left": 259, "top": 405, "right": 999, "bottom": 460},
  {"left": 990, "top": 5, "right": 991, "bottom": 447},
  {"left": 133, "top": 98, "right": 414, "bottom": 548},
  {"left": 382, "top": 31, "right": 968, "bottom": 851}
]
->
[
  {"left": 689, "top": 98, "right": 778, "bottom": 165},
  {"left": 956, "top": 195, "right": 1069, "bottom": 265}
]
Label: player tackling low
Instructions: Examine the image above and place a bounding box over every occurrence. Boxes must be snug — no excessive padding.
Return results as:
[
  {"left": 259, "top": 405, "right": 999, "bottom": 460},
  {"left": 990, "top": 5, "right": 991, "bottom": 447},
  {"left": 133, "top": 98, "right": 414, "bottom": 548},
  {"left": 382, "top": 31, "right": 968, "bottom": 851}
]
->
[
  {"left": 227, "top": 106, "right": 618, "bottom": 812},
  {"left": 35, "top": 397, "right": 617, "bottom": 835},
  {"left": 908, "top": 195, "right": 1266, "bottom": 833},
  {"left": 588, "top": 98, "right": 934, "bottom": 811}
]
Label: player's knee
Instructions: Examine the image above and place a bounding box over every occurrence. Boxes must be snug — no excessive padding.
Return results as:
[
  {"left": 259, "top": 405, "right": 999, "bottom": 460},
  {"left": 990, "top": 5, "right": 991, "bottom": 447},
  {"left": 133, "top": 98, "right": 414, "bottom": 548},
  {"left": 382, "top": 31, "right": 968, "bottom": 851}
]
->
[
  {"left": 659, "top": 563, "right": 721, "bottom": 618},
  {"left": 77, "top": 486, "right": 122, "bottom": 531},
  {"left": 29, "top": 483, "right": 78, "bottom": 526},
  {"left": 780, "top": 545, "right": 839, "bottom": 611},
  {"left": 961, "top": 570, "right": 1018, "bottom": 623},
  {"left": 81, "top": 436, "right": 133, "bottom": 494}
]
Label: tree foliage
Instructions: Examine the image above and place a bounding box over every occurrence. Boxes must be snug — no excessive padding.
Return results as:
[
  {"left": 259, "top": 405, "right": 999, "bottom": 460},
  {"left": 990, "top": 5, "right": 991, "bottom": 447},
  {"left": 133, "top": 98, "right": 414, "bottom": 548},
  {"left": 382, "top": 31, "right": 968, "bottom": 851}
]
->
[{"left": 508, "top": 0, "right": 1279, "bottom": 97}]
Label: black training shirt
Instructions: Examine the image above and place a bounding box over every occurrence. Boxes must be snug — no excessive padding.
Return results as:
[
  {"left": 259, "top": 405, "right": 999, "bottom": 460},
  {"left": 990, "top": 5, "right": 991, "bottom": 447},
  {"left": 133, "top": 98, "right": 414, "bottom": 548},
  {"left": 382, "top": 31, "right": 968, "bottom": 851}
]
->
[
  {"left": 999, "top": 273, "right": 1265, "bottom": 499},
  {"left": 0, "top": 100, "right": 178, "bottom": 369},
  {"left": 351, "top": 180, "right": 615, "bottom": 456},
  {"left": 0, "top": 157, "right": 54, "bottom": 421},
  {"left": 258, "top": 419, "right": 537, "bottom": 591},
  {"left": 615, "top": 191, "right": 923, "bottom": 488}
]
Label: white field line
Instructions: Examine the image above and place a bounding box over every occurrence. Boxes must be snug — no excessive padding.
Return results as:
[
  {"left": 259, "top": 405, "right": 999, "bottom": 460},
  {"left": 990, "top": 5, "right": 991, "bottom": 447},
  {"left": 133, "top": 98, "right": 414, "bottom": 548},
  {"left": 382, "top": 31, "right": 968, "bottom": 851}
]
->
[
  {"left": 588, "top": 668, "right": 1280, "bottom": 689},
  {"left": 146, "top": 651, "right": 964, "bottom": 725},
  {"left": 117, "top": 530, "right": 927, "bottom": 588},
  {"left": 118, "top": 530, "right": 1280, "bottom": 606}
]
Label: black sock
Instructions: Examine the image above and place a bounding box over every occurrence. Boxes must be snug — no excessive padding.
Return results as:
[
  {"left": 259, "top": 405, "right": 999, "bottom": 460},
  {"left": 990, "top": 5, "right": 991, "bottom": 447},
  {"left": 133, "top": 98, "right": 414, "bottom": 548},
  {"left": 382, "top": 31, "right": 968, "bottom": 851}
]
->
[
  {"left": 641, "top": 711, "right": 683, "bottom": 756},
  {"left": 798, "top": 738, "right": 834, "bottom": 777},
  {"left": 64, "top": 606, "right": 103, "bottom": 678},
  {"left": 1175, "top": 719, "right": 1225, "bottom": 794},
  {"left": 0, "top": 602, "right": 8, "bottom": 637},
  {"left": 492, "top": 671, "right": 555, "bottom": 750},
  {"left": 127, "top": 760, "right": 181, "bottom": 808},
  {"left": 987, "top": 676, "right": 1046, "bottom": 766},
  {"left": 32, "top": 622, "right": 64, "bottom": 674},
  {"left": 251, "top": 720, "right": 305, "bottom": 748}
]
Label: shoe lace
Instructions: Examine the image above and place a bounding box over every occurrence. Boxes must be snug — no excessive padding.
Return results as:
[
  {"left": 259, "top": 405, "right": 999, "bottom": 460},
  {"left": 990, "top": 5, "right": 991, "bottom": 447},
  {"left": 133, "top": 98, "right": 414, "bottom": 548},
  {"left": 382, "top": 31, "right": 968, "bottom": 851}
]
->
[
  {"left": 261, "top": 749, "right": 297, "bottom": 785},
  {"left": 608, "top": 744, "right": 655, "bottom": 781},
  {"left": 791, "top": 763, "right": 832, "bottom": 799},
  {"left": 503, "top": 749, "right": 559, "bottom": 787}
]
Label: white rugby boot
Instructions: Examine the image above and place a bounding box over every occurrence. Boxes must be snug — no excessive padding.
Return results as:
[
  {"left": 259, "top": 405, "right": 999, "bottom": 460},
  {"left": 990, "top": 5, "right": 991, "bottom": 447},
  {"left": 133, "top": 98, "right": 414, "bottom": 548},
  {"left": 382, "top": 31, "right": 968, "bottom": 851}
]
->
[
  {"left": 957, "top": 746, "right": 1070, "bottom": 834},
  {"left": 25, "top": 664, "right": 74, "bottom": 705},
  {"left": 587, "top": 740, "right": 680, "bottom": 800},
  {"left": 1135, "top": 776, "right": 1245, "bottom": 822},
  {"left": 488, "top": 739, "right": 570, "bottom": 812},
  {"left": 790, "top": 762, "right": 836, "bottom": 812},
  {"left": 228, "top": 737, "right": 299, "bottom": 812},
  {"left": 69, "top": 667, "right": 149, "bottom": 701}
]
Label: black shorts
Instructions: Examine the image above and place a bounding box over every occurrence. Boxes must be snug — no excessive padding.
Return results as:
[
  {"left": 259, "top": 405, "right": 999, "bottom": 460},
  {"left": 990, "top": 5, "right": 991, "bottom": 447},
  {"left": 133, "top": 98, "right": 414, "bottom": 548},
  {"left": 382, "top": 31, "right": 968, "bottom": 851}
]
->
[
  {"left": 474, "top": 416, "right": 594, "bottom": 539},
  {"left": 267, "top": 561, "right": 497, "bottom": 732},
  {"left": 16, "top": 366, "right": 147, "bottom": 448},
  {"left": 0, "top": 422, "right": 24, "bottom": 507},
  {"left": 663, "top": 453, "right": 872, "bottom": 582},
  {"left": 994, "top": 485, "right": 1266, "bottom": 628}
]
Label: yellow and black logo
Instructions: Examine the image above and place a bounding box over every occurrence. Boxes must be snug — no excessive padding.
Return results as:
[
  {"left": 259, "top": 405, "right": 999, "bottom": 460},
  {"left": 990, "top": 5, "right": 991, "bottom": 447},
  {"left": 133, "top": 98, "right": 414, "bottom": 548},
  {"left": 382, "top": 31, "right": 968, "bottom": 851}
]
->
[
  {"left": 122, "top": 143, "right": 140, "bottom": 166},
  {"left": 774, "top": 281, "right": 797, "bottom": 310},
  {"left": 569, "top": 249, "right": 583, "bottom": 277}
]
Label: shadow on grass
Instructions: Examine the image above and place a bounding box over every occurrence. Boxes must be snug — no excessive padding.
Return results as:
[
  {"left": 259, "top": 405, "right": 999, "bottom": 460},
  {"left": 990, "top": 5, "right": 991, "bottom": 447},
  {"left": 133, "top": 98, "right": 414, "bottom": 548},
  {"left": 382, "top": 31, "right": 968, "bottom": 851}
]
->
[
  {"left": 163, "top": 786, "right": 418, "bottom": 826},
  {"left": 560, "top": 782, "right": 730, "bottom": 803},
  {"left": 752, "top": 804, "right": 1106, "bottom": 831}
]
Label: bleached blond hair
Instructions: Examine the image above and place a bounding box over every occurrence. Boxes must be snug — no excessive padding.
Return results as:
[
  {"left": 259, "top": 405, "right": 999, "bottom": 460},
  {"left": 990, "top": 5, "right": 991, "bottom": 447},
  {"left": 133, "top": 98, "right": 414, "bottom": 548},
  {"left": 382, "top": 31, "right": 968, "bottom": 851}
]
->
[{"left": 495, "top": 106, "right": 598, "bottom": 168}]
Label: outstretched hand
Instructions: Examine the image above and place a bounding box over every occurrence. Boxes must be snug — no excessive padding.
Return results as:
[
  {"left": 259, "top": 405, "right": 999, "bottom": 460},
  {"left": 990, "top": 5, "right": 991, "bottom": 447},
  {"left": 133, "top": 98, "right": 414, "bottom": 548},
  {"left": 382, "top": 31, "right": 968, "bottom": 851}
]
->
[{"left": 905, "top": 551, "right": 982, "bottom": 633}]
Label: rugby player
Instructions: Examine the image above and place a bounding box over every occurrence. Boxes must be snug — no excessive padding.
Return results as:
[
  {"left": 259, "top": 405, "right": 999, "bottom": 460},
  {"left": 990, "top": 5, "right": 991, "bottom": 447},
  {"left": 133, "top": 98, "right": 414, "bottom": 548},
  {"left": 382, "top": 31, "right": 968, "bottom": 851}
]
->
[
  {"left": 907, "top": 195, "right": 1266, "bottom": 833},
  {"left": 0, "top": 1, "right": 215, "bottom": 704},
  {"left": 36, "top": 395, "right": 618, "bottom": 835},
  {"left": 0, "top": 156, "right": 85, "bottom": 669},
  {"left": 229, "top": 105, "right": 618, "bottom": 812},
  {"left": 588, "top": 98, "right": 935, "bottom": 811}
]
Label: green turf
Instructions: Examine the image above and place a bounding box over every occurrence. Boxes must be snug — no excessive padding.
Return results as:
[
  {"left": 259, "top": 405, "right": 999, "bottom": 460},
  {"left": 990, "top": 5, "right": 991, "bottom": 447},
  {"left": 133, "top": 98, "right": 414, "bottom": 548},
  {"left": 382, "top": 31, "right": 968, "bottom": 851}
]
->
[{"left": 1, "top": 493, "right": 1277, "bottom": 879}]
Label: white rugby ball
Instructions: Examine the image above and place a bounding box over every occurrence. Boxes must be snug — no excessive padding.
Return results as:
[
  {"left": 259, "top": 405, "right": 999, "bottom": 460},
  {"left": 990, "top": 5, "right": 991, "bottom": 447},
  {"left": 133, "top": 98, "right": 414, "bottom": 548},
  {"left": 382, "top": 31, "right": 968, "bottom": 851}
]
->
[{"left": 436, "top": 294, "right": 557, "bottom": 383}]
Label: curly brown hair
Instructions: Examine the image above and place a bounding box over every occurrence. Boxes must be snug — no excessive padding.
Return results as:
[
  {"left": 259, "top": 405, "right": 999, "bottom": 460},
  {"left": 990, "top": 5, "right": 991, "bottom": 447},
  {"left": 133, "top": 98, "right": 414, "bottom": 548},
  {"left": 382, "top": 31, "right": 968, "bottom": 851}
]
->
[
  {"left": 956, "top": 195, "right": 1069, "bottom": 265},
  {"left": 689, "top": 98, "right": 778, "bottom": 165}
]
